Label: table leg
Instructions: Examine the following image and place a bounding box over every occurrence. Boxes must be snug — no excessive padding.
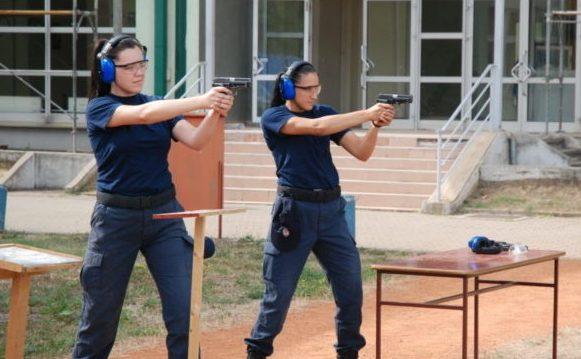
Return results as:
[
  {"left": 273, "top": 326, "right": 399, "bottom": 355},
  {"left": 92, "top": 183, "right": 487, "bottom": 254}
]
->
[
  {"left": 0, "top": 269, "right": 13, "bottom": 280},
  {"left": 376, "top": 271, "right": 382, "bottom": 359},
  {"left": 474, "top": 276, "right": 479, "bottom": 359},
  {"left": 462, "top": 277, "right": 468, "bottom": 359},
  {"left": 553, "top": 259, "right": 559, "bottom": 359},
  {"left": 5, "top": 273, "right": 32, "bottom": 359},
  {"left": 189, "top": 216, "right": 207, "bottom": 359}
]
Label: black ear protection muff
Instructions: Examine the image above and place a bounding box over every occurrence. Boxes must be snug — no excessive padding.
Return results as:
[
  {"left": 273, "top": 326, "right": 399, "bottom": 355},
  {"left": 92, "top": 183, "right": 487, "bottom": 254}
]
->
[
  {"left": 97, "top": 35, "right": 147, "bottom": 84},
  {"left": 280, "top": 60, "right": 311, "bottom": 101},
  {"left": 468, "top": 236, "right": 511, "bottom": 255}
]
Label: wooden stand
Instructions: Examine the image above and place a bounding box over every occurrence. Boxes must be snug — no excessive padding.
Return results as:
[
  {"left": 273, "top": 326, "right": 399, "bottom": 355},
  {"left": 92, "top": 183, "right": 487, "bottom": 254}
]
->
[
  {"left": 153, "top": 208, "right": 245, "bottom": 359},
  {"left": 0, "top": 244, "right": 82, "bottom": 359}
]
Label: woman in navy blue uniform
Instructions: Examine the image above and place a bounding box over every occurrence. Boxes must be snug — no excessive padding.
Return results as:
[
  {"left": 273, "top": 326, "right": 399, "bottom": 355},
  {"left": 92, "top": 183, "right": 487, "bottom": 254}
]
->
[
  {"left": 245, "top": 61, "right": 395, "bottom": 359},
  {"left": 72, "top": 35, "right": 233, "bottom": 359}
]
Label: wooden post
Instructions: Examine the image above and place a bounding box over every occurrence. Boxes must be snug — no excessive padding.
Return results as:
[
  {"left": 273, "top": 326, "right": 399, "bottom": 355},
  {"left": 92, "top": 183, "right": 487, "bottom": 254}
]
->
[
  {"left": 152, "top": 208, "right": 245, "bottom": 359},
  {"left": 189, "top": 216, "right": 206, "bottom": 359},
  {"left": 5, "top": 273, "right": 32, "bottom": 359}
]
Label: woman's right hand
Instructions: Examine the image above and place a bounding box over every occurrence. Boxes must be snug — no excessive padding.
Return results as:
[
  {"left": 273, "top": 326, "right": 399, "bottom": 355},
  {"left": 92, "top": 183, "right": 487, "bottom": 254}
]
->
[{"left": 201, "top": 86, "right": 234, "bottom": 111}]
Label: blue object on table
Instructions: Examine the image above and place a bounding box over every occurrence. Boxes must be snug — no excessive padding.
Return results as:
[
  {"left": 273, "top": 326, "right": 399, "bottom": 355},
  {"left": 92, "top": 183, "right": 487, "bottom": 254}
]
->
[
  {"left": 0, "top": 185, "right": 6, "bottom": 232},
  {"left": 342, "top": 194, "right": 356, "bottom": 240}
]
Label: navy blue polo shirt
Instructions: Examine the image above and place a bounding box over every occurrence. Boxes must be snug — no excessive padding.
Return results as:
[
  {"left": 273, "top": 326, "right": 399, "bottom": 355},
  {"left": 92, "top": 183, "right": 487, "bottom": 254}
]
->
[
  {"left": 86, "top": 93, "right": 183, "bottom": 196},
  {"left": 261, "top": 104, "right": 349, "bottom": 190}
]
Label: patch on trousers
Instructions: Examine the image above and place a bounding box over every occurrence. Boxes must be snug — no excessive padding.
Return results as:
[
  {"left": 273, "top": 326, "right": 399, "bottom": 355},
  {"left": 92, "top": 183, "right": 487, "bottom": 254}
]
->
[
  {"left": 83, "top": 251, "right": 103, "bottom": 267},
  {"left": 80, "top": 251, "right": 103, "bottom": 290}
]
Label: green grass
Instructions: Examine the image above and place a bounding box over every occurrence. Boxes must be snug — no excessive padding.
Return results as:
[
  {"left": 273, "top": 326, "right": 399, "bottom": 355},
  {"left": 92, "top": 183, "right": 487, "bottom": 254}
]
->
[{"left": 0, "top": 232, "right": 409, "bottom": 358}]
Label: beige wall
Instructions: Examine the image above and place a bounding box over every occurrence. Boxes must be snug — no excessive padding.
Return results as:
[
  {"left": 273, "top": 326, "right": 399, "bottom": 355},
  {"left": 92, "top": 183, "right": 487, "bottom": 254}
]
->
[{"left": 136, "top": 0, "right": 202, "bottom": 96}]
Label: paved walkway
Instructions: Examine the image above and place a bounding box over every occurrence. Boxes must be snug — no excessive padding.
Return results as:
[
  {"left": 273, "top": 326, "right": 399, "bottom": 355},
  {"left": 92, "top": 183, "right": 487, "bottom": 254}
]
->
[{"left": 5, "top": 191, "right": 581, "bottom": 258}]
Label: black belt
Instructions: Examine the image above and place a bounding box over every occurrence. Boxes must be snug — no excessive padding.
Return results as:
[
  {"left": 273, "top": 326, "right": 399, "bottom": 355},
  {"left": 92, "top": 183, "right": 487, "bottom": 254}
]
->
[
  {"left": 277, "top": 185, "right": 341, "bottom": 203},
  {"left": 96, "top": 187, "right": 175, "bottom": 210}
]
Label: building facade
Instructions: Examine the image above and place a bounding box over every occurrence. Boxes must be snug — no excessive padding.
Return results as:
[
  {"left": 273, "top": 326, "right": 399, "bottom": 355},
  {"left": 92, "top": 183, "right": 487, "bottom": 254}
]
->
[{"left": 0, "top": 0, "right": 580, "bottom": 151}]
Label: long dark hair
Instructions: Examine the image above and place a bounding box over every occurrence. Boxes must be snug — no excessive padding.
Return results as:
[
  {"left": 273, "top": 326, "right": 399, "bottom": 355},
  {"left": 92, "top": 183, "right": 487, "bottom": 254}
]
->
[
  {"left": 89, "top": 36, "right": 145, "bottom": 99},
  {"left": 270, "top": 62, "right": 317, "bottom": 107}
]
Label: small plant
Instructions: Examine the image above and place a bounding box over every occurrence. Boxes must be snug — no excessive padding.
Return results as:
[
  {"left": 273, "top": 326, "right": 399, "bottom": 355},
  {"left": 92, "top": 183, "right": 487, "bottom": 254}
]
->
[{"left": 464, "top": 180, "right": 581, "bottom": 214}]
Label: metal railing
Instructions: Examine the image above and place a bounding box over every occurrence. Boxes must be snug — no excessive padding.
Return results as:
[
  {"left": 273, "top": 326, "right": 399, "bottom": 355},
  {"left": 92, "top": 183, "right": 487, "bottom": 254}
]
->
[
  {"left": 0, "top": 3, "right": 99, "bottom": 153},
  {"left": 164, "top": 62, "right": 207, "bottom": 100},
  {"left": 0, "top": 62, "right": 76, "bottom": 121},
  {"left": 435, "top": 64, "right": 495, "bottom": 202}
]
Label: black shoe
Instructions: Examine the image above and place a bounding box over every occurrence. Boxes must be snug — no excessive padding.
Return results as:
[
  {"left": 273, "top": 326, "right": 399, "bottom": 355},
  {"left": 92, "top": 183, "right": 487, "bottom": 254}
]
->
[
  {"left": 247, "top": 349, "right": 267, "bottom": 359},
  {"left": 337, "top": 350, "right": 358, "bottom": 359}
]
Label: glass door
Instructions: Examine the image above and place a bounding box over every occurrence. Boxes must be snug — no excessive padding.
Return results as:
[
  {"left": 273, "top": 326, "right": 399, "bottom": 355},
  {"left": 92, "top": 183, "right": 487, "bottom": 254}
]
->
[
  {"left": 418, "top": 0, "right": 467, "bottom": 129},
  {"left": 361, "top": 0, "right": 415, "bottom": 129},
  {"left": 473, "top": 0, "right": 578, "bottom": 132},
  {"left": 473, "top": 0, "right": 521, "bottom": 127},
  {"left": 252, "top": 0, "right": 312, "bottom": 122},
  {"left": 520, "top": 0, "right": 577, "bottom": 132}
]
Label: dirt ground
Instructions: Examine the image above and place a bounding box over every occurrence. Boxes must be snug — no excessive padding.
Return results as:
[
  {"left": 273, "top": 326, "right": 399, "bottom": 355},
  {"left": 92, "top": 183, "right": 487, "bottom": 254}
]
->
[{"left": 111, "top": 259, "right": 581, "bottom": 359}]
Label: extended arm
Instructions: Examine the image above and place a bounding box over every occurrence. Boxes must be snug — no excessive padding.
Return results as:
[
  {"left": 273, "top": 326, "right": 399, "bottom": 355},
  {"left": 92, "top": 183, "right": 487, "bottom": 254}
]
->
[
  {"left": 280, "top": 103, "right": 393, "bottom": 137},
  {"left": 339, "top": 107, "right": 396, "bottom": 161},
  {"left": 172, "top": 110, "right": 224, "bottom": 151},
  {"left": 107, "top": 87, "right": 233, "bottom": 127}
]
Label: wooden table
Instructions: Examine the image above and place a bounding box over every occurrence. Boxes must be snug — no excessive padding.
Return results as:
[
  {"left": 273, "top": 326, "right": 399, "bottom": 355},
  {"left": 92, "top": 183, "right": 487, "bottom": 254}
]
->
[
  {"left": 372, "top": 248, "right": 566, "bottom": 359},
  {"left": 153, "top": 208, "right": 245, "bottom": 359},
  {"left": 0, "top": 244, "right": 82, "bottom": 359}
]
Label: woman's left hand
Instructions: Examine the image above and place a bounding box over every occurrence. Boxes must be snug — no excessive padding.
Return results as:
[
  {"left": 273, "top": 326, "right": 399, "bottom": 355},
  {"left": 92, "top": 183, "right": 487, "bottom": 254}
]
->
[
  {"left": 373, "top": 107, "right": 396, "bottom": 128},
  {"left": 213, "top": 93, "right": 234, "bottom": 117}
]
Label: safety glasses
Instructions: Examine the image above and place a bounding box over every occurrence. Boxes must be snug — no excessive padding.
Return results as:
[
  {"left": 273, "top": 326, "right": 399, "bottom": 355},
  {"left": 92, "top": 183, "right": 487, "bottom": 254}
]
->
[
  {"left": 116, "top": 59, "right": 149, "bottom": 73},
  {"left": 295, "top": 84, "right": 322, "bottom": 96}
]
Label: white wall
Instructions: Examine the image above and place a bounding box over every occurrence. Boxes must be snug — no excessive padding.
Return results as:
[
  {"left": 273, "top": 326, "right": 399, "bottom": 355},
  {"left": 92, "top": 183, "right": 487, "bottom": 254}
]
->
[{"left": 136, "top": 0, "right": 155, "bottom": 95}]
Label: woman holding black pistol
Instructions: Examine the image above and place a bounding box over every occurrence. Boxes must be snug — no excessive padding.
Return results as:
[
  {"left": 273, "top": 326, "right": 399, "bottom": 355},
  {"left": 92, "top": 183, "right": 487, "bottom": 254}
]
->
[
  {"left": 72, "top": 34, "right": 233, "bottom": 359},
  {"left": 245, "top": 61, "right": 395, "bottom": 359}
]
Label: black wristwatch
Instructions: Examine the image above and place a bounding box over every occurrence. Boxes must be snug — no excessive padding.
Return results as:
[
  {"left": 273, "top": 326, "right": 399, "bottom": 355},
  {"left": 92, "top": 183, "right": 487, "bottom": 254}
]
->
[{"left": 372, "top": 121, "right": 382, "bottom": 129}]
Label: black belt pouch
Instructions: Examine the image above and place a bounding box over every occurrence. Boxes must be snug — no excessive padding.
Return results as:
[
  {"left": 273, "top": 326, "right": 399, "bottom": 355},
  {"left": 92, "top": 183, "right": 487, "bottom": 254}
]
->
[{"left": 269, "top": 196, "right": 301, "bottom": 252}]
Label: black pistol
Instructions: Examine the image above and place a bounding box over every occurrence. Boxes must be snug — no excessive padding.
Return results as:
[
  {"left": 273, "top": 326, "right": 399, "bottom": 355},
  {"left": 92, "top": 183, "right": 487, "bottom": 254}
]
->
[
  {"left": 212, "top": 77, "right": 251, "bottom": 95},
  {"left": 376, "top": 93, "right": 413, "bottom": 105}
]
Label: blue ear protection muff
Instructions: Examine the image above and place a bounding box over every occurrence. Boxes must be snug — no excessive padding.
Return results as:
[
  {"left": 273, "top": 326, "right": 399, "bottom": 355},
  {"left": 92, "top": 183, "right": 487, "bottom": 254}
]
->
[
  {"left": 97, "top": 34, "right": 144, "bottom": 85},
  {"left": 468, "top": 236, "right": 511, "bottom": 255},
  {"left": 280, "top": 60, "right": 311, "bottom": 101}
]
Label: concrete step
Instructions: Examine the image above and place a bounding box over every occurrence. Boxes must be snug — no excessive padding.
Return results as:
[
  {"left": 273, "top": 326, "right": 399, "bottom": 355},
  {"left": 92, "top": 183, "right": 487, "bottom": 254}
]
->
[
  {"left": 225, "top": 130, "right": 264, "bottom": 143},
  {"left": 224, "top": 187, "right": 427, "bottom": 209},
  {"left": 222, "top": 130, "right": 454, "bottom": 210},
  {"left": 225, "top": 153, "right": 450, "bottom": 171},
  {"left": 225, "top": 129, "right": 444, "bottom": 147},
  {"left": 563, "top": 148, "right": 581, "bottom": 156},
  {"left": 224, "top": 175, "right": 435, "bottom": 195},
  {"left": 225, "top": 164, "right": 441, "bottom": 182},
  {"left": 226, "top": 141, "right": 459, "bottom": 159}
]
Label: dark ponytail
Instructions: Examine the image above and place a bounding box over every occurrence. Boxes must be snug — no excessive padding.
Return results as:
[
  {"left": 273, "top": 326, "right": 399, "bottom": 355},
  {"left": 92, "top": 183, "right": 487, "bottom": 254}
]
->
[
  {"left": 89, "top": 39, "right": 109, "bottom": 100},
  {"left": 270, "top": 72, "right": 286, "bottom": 107},
  {"left": 270, "top": 62, "right": 317, "bottom": 108},
  {"left": 89, "top": 35, "right": 146, "bottom": 99}
]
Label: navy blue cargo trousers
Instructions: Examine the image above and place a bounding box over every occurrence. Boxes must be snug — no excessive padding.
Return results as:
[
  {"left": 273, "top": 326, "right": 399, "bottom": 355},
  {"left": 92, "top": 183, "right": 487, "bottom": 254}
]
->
[
  {"left": 72, "top": 198, "right": 193, "bottom": 359},
  {"left": 245, "top": 196, "right": 366, "bottom": 356}
]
